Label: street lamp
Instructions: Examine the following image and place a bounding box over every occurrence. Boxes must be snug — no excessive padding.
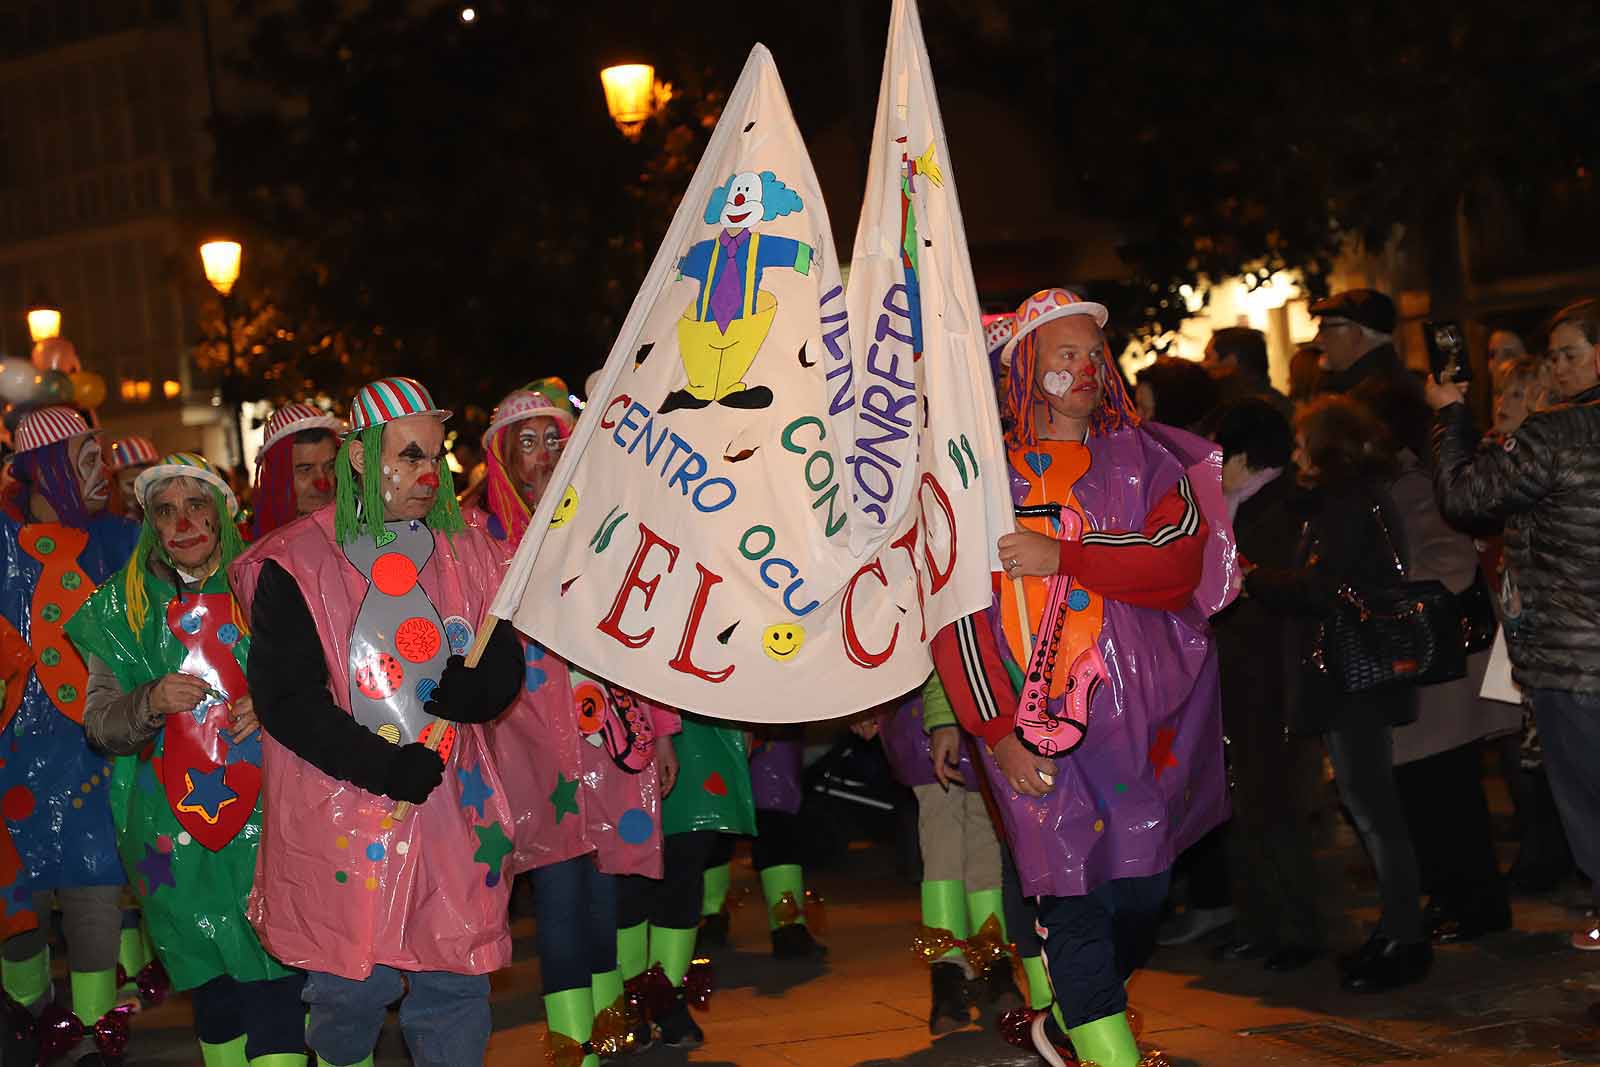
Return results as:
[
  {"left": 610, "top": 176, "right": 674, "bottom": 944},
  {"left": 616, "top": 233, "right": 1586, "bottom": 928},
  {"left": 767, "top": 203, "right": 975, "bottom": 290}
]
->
[
  {"left": 26, "top": 304, "right": 61, "bottom": 343},
  {"left": 600, "top": 63, "right": 669, "bottom": 141},
  {"left": 200, "top": 238, "right": 246, "bottom": 466}
]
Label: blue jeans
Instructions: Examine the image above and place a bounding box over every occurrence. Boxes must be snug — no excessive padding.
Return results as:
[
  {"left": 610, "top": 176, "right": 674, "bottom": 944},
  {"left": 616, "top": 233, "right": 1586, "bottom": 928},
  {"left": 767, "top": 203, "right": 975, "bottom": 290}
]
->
[
  {"left": 304, "top": 966, "right": 490, "bottom": 1067},
  {"left": 530, "top": 854, "right": 618, "bottom": 994},
  {"left": 1529, "top": 688, "right": 1600, "bottom": 889},
  {"left": 1036, "top": 871, "right": 1171, "bottom": 1029}
]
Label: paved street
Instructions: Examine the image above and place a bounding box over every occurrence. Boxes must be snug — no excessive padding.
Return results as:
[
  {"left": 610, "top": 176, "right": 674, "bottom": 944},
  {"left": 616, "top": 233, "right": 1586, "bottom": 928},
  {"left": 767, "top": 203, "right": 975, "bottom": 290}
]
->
[{"left": 112, "top": 786, "right": 1600, "bottom": 1066}]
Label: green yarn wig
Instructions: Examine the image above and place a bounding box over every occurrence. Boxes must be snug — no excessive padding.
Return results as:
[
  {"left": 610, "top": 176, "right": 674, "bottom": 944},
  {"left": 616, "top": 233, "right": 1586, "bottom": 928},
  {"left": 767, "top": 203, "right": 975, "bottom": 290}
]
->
[{"left": 333, "top": 424, "right": 464, "bottom": 547}]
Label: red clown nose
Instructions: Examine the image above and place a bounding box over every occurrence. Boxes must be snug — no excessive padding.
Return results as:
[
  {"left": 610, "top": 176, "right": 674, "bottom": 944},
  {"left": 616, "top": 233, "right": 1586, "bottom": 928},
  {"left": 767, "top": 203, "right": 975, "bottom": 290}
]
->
[
  {"left": 312, "top": 477, "right": 332, "bottom": 494},
  {"left": 418, "top": 471, "right": 440, "bottom": 488}
]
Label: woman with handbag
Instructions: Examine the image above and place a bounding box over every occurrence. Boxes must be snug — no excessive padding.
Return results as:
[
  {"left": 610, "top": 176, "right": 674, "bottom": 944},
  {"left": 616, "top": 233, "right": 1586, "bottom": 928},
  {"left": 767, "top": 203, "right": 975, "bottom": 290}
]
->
[{"left": 1244, "top": 396, "right": 1432, "bottom": 994}]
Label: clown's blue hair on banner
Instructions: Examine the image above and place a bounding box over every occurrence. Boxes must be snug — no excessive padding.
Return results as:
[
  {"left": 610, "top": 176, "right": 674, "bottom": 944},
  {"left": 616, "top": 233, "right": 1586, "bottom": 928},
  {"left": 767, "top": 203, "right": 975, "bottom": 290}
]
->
[{"left": 703, "top": 171, "right": 805, "bottom": 224}]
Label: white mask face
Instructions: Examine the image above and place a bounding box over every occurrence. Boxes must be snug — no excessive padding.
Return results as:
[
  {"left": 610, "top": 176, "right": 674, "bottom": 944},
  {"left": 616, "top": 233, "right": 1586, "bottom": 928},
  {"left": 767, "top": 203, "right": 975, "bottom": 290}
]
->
[{"left": 1041, "top": 370, "right": 1075, "bottom": 397}]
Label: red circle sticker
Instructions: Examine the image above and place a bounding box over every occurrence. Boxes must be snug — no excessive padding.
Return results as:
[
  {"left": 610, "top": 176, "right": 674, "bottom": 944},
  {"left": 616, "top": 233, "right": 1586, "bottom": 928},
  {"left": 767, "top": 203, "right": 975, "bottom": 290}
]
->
[
  {"left": 394, "top": 617, "right": 442, "bottom": 663},
  {"left": 573, "top": 680, "right": 607, "bottom": 735},
  {"left": 371, "top": 553, "right": 419, "bottom": 597},
  {"left": 1, "top": 785, "right": 34, "bottom": 822},
  {"left": 355, "top": 653, "right": 404, "bottom": 699}
]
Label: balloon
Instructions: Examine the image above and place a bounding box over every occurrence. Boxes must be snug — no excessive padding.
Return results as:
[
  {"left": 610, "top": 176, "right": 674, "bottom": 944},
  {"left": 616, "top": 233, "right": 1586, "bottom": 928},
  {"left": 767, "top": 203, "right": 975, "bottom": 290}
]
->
[
  {"left": 37, "top": 369, "right": 73, "bottom": 404},
  {"left": 0, "top": 358, "right": 38, "bottom": 405},
  {"left": 68, "top": 371, "right": 106, "bottom": 410},
  {"left": 30, "top": 338, "right": 80, "bottom": 375}
]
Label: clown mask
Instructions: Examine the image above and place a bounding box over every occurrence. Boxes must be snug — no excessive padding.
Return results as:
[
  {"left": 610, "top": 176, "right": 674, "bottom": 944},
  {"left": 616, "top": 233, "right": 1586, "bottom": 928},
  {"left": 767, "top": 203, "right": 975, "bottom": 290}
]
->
[
  {"left": 292, "top": 434, "right": 339, "bottom": 516},
  {"left": 1032, "top": 316, "right": 1106, "bottom": 421},
  {"left": 720, "top": 172, "right": 765, "bottom": 231},
  {"left": 75, "top": 435, "right": 110, "bottom": 514},
  {"left": 149, "top": 476, "right": 221, "bottom": 572},
  {"left": 352, "top": 414, "right": 447, "bottom": 522},
  {"left": 507, "top": 414, "right": 562, "bottom": 510}
]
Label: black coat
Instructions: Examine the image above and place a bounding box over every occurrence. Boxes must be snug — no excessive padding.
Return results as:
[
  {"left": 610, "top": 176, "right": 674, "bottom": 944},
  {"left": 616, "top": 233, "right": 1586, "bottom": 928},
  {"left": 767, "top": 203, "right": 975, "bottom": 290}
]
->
[
  {"left": 1433, "top": 384, "right": 1600, "bottom": 694},
  {"left": 1214, "top": 472, "right": 1302, "bottom": 744},
  {"left": 1243, "top": 479, "right": 1419, "bottom": 734}
]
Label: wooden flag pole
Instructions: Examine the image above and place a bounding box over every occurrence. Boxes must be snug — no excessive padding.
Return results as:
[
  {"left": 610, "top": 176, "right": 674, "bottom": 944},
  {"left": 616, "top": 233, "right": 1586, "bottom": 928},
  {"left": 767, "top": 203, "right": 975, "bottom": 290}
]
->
[
  {"left": 392, "top": 615, "right": 502, "bottom": 822},
  {"left": 1010, "top": 514, "right": 1034, "bottom": 660}
]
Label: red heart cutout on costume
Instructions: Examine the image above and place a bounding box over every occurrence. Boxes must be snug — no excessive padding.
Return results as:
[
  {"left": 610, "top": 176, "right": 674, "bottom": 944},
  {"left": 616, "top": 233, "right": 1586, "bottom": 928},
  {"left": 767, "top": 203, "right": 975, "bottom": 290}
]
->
[{"left": 703, "top": 773, "right": 727, "bottom": 797}]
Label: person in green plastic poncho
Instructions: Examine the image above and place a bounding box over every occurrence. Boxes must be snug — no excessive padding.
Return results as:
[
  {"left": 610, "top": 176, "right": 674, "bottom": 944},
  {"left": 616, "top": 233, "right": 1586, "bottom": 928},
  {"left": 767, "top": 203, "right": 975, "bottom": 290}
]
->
[{"left": 66, "top": 452, "right": 306, "bottom": 1067}]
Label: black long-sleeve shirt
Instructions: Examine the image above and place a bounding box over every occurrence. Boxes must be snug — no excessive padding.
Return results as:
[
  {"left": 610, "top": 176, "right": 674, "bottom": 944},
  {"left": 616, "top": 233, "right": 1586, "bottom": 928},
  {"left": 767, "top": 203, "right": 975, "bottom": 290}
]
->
[{"left": 246, "top": 559, "right": 523, "bottom": 799}]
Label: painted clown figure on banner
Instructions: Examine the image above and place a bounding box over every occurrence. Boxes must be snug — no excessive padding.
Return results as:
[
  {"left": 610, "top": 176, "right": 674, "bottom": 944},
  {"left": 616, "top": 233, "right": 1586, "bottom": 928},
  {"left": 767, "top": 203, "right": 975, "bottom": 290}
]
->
[
  {"left": 931, "top": 287, "right": 1237, "bottom": 1067},
  {"left": 465, "top": 385, "right": 676, "bottom": 1067},
  {"left": 251, "top": 402, "right": 344, "bottom": 538},
  {"left": 65, "top": 452, "right": 308, "bottom": 1067},
  {"left": 0, "top": 406, "right": 140, "bottom": 1060},
  {"left": 490, "top": 39, "right": 1010, "bottom": 727},
  {"left": 230, "top": 377, "right": 534, "bottom": 1067}
]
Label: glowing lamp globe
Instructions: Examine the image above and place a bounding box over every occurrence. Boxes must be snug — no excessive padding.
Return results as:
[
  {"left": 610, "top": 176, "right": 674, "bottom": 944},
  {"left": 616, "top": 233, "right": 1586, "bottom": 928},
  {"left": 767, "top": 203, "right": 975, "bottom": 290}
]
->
[
  {"left": 600, "top": 64, "right": 656, "bottom": 139},
  {"left": 26, "top": 307, "right": 60, "bottom": 343},
  {"left": 200, "top": 240, "right": 243, "bottom": 297}
]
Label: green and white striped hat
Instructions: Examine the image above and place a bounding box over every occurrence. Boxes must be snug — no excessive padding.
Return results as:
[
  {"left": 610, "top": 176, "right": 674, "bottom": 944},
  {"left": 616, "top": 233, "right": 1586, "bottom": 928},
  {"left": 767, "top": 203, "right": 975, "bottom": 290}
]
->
[
  {"left": 348, "top": 377, "right": 452, "bottom": 433},
  {"left": 133, "top": 451, "right": 239, "bottom": 517}
]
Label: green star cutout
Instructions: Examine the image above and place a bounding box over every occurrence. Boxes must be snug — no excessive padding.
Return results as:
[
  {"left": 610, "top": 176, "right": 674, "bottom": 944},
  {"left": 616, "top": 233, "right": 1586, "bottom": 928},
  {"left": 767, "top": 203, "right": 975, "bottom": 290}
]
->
[
  {"left": 472, "top": 821, "right": 513, "bottom": 873},
  {"left": 549, "top": 773, "right": 580, "bottom": 823}
]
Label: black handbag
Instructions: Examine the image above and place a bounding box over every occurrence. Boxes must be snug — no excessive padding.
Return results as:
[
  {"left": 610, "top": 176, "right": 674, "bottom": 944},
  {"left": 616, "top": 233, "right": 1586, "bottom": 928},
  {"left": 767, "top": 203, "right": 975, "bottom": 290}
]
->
[{"left": 1307, "top": 502, "right": 1468, "bottom": 693}]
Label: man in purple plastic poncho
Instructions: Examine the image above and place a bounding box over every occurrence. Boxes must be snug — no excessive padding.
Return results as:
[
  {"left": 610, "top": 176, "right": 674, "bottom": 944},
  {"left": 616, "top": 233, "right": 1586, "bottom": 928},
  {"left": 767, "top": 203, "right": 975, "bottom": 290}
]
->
[{"left": 931, "top": 289, "right": 1233, "bottom": 1067}]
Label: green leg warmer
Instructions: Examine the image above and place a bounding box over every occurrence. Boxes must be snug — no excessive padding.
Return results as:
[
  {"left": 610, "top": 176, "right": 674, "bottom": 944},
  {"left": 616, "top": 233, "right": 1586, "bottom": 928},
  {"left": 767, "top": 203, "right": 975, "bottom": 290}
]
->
[
  {"left": 118, "top": 924, "right": 151, "bottom": 981},
  {"left": 617, "top": 922, "right": 649, "bottom": 981},
  {"left": 1066, "top": 1012, "right": 1141, "bottom": 1067},
  {"left": 250, "top": 1056, "right": 313, "bottom": 1067},
  {"left": 1, "top": 947, "right": 50, "bottom": 1008},
  {"left": 701, "top": 862, "right": 732, "bottom": 917},
  {"left": 316, "top": 1057, "right": 373, "bottom": 1067},
  {"left": 1020, "top": 953, "right": 1054, "bottom": 1011},
  {"left": 200, "top": 1036, "right": 248, "bottom": 1067},
  {"left": 545, "top": 987, "right": 599, "bottom": 1067},
  {"left": 70, "top": 968, "right": 116, "bottom": 1026},
  {"left": 759, "top": 864, "right": 806, "bottom": 930},
  {"left": 965, "top": 887, "right": 1006, "bottom": 940},
  {"left": 648, "top": 926, "right": 698, "bottom": 987},
  {"left": 591, "top": 968, "right": 624, "bottom": 1016},
  {"left": 921, "top": 880, "right": 969, "bottom": 961}
]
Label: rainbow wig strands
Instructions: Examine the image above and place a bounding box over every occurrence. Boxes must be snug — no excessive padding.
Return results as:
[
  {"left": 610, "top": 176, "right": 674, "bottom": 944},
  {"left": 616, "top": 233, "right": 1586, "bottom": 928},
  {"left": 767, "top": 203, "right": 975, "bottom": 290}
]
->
[
  {"left": 482, "top": 424, "right": 532, "bottom": 545},
  {"left": 334, "top": 425, "right": 464, "bottom": 548},
  {"left": 125, "top": 480, "right": 248, "bottom": 633},
  {"left": 11, "top": 438, "right": 92, "bottom": 527},
  {"left": 1004, "top": 331, "right": 1140, "bottom": 449}
]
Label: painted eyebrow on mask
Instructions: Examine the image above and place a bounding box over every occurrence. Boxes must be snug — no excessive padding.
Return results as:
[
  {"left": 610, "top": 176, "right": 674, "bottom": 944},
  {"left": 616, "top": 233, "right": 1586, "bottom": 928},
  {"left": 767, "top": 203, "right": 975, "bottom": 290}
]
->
[{"left": 396, "top": 441, "right": 444, "bottom": 462}]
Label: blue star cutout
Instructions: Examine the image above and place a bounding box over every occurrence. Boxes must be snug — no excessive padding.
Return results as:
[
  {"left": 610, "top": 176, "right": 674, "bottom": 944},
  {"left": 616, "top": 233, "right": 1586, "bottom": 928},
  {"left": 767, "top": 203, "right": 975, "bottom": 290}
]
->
[
  {"left": 457, "top": 764, "right": 494, "bottom": 819},
  {"left": 136, "top": 844, "right": 175, "bottom": 893},
  {"left": 224, "top": 729, "right": 262, "bottom": 768},
  {"left": 178, "top": 766, "right": 238, "bottom": 822}
]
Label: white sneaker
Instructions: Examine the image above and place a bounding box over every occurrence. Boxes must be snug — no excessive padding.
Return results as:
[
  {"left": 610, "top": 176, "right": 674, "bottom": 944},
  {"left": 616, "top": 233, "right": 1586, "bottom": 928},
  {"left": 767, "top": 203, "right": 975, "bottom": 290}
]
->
[{"left": 1155, "top": 906, "right": 1236, "bottom": 946}]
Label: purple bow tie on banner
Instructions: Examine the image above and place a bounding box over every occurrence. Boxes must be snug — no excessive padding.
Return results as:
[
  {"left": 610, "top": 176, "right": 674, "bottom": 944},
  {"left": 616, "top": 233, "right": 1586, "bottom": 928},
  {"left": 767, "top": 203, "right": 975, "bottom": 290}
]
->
[{"left": 708, "top": 229, "right": 752, "bottom": 332}]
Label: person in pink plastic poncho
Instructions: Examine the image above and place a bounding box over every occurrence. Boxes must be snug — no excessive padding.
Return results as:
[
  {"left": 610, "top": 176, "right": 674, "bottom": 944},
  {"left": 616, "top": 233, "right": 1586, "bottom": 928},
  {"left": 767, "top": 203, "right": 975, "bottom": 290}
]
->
[
  {"left": 230, "top": 377, "right": 531, "bottom": 1067},
  {"left": 463, "top": 385, "right": 680, "bottom": 1065}
]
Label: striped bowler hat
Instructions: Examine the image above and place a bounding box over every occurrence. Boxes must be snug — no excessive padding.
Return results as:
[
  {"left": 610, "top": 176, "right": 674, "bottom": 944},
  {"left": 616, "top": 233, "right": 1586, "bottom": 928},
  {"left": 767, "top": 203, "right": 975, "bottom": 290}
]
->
[
  {"left": 13, "top": 406, "right": 93, "bottom": 454},
  {"left": 348, "top": 377, "right": 452, "bottom": 433},
  {"left": 109, "top": 435, "right": 160, "bottom": 471},
  {"left": 133, "top": 451, "right": 239, "bottom": 517},
  {"left": 259, "top": 401, "right": 345, "bottom": 460}
]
